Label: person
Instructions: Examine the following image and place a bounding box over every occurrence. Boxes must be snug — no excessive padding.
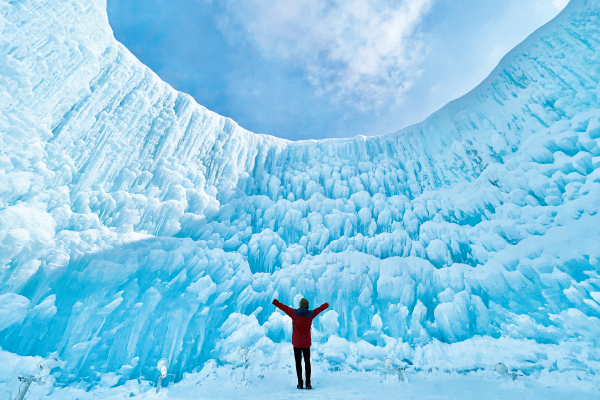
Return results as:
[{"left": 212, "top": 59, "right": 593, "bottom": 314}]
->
[{"left": 272, "top": 297, "right": 329, "bottom": 390}]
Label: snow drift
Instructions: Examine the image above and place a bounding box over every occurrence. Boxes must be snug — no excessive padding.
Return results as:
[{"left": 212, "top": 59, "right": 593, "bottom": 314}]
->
[{"left": 0, "top": 0, "right": 599, "bottom": 389}]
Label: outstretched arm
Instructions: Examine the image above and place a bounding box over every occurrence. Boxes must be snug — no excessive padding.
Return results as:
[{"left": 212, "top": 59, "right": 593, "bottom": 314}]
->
[
  {"left": 272, "top": 299, "right": 295, "bottom": 318},
  {"left": 312, "top": 302, "right": 330, "bottom": 318}
]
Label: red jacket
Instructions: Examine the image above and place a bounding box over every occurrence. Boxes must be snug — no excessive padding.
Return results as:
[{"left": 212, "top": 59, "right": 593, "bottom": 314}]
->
[{"left": 273, "top": 299, "right": 329, "bottom": 348}]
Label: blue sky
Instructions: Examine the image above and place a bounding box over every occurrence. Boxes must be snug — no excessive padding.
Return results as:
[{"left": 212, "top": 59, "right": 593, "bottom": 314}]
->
[{"left": 107, "top": 0, "right": 568, "bottom": 141}]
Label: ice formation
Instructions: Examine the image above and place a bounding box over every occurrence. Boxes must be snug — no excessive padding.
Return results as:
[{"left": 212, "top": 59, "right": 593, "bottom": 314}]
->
[{"left": 0, "top": 0, "right": 599, "bottom": 390}]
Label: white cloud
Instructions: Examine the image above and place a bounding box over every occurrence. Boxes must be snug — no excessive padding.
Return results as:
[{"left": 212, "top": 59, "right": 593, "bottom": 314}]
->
[
  {"left": 552, "top": 0, "right": 569, "bottom": 10},
  {"left": 221, "top": 0, "right": 433, "bottom": 110}
]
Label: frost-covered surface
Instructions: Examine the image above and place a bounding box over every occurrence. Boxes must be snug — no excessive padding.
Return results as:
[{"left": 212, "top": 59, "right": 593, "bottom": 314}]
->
[
  {"left": 2, "top": 350, "right": 600, "bottom": 400},
  {"left": 1, "top": 0, "right": 600, "bottom": 394}
]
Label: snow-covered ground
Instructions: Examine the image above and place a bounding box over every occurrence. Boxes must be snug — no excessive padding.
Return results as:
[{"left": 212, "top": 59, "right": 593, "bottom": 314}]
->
[
  {"left": 3, "top": 348, "right": 599, "bottom": 400},
  {"left": 157, "top": 370, "right": 600, "bottom": 400},
  {"left": 4, "top": 364, "right": 600, "bottom": 400},
  {"left": 1, "top": 0, "right": 600, "bottom": 397}
]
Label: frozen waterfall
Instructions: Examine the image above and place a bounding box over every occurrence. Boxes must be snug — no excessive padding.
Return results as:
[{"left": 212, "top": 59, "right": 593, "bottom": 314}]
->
[{"left": 0, "top": 0, "right": 599, "bottom": 391}]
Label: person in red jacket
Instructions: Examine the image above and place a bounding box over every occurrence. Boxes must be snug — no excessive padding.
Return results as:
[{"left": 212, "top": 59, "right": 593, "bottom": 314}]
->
[{"left": 272, "top": 297, "right": 329, "bottom": 390}]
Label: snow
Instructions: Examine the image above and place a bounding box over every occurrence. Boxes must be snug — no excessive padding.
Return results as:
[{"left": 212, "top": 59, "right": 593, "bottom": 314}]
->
[
  {"left": 1, "top": 0, "right": 600, "bottom": 397},
  {"left": 1, "top": 349, "right": 599, "bottom": 400}
]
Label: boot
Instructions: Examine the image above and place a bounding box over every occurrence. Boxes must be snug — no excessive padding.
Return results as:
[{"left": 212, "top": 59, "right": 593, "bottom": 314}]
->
[
  {"left": 297, "top": 379, "right": 304, "bottom": 389},
  {"left": 305, "top": 381, "right": 312, "bottom": 390}
]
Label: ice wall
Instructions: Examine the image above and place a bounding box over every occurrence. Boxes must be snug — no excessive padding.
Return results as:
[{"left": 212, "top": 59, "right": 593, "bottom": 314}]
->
[{"left": 1, "top": 0, "right": 600, "bottom": 387}]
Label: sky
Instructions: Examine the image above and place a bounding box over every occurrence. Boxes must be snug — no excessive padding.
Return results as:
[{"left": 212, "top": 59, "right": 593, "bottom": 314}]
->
[{"left": 106, "top": 0, "right": 569, "bottom": 141}]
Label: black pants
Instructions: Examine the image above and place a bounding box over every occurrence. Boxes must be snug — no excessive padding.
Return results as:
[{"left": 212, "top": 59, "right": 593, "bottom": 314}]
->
[{"left": 293, "top": 347, "right": 311, "bottom": 384}]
